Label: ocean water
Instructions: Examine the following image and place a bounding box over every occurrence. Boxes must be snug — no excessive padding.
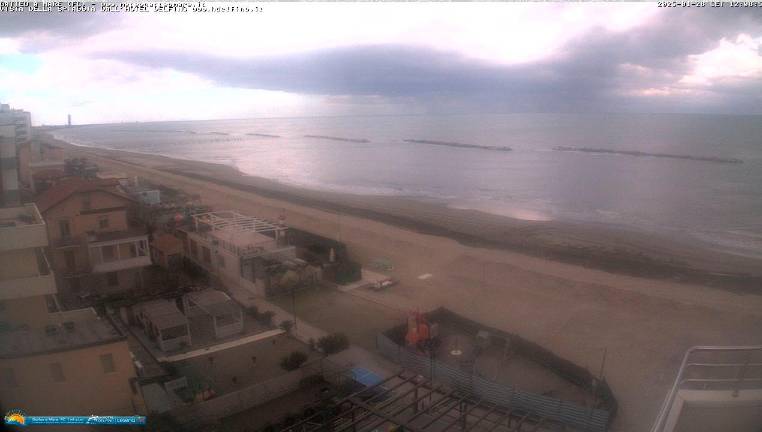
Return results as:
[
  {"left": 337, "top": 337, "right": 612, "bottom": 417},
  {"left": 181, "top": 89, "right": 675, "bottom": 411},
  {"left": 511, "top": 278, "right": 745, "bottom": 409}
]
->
[{"left": 52, "top": 113, "right": 762, "bottom": 258}]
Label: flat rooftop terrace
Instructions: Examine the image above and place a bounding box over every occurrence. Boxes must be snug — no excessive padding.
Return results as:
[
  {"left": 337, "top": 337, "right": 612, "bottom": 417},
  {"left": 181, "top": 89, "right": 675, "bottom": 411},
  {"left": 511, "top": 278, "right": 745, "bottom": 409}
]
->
[
  {"left": 0, "top": 203, "right": 44, "bottom": 227},
  {"left": 190, "top": 210, "right": 285, "bottom": 252},
  {"left": 0, "top": 203, "right": 49, "bottom": 252},
  {"left": 127, "top": 305, "right": 282, "bottom": 362},
  {"left": 0, "top": 309, "right": 124, "bottom": 358},
  {"left": 431, "top": 322, "right": 593, "bottom": 405}
]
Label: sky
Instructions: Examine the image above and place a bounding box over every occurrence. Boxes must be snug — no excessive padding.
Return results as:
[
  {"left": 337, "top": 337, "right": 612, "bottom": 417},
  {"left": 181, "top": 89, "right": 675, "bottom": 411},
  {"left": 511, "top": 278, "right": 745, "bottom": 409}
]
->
[{"left": 0, "top": 3, "right": 761, "bottom": 125}]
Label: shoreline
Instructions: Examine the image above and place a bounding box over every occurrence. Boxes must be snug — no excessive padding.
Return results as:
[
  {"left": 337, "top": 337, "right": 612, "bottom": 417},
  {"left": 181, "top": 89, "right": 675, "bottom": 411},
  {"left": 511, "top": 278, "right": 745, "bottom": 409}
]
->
[
  {"left": 43, "top": 133, "right": 762, "bottom": 292},
  {"left": 41, "top": 132, "right": 762, "bottom": 432}
]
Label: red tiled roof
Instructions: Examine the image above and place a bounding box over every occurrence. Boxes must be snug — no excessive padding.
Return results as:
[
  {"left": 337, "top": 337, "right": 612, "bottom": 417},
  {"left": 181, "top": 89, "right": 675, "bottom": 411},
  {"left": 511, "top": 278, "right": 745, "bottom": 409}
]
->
[{"left": 35, "top": 177, "right": 133, "bottom": 214}]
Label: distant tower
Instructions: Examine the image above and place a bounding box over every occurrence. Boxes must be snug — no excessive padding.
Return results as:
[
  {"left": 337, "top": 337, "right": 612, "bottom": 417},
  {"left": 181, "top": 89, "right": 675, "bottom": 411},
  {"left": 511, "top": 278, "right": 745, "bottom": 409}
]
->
[{"left": 67, "top": 114, "right": 71, "bottom": 127}]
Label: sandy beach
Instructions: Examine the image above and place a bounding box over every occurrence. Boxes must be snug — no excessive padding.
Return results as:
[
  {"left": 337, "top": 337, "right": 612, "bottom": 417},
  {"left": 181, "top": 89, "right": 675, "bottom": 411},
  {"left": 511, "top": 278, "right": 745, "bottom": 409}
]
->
[{"left": 44, "top": 134, "right": 762, "bottom": 431}]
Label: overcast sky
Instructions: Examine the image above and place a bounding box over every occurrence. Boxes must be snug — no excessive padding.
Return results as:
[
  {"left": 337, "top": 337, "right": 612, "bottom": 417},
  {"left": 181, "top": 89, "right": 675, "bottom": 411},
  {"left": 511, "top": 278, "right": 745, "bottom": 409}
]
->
[{"left": 0, "top": 3, "right": 761, "bottom": 125}]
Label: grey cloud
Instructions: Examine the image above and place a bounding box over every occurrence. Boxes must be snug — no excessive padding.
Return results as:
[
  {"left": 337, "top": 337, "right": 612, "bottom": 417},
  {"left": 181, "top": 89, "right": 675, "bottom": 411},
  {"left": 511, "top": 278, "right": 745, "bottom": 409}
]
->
[
  {"left": 0, "top": 5, "right": 122, "bottom": 40},
  {"left": 104, "top": 8, "right": 762, "bottom": 113}
]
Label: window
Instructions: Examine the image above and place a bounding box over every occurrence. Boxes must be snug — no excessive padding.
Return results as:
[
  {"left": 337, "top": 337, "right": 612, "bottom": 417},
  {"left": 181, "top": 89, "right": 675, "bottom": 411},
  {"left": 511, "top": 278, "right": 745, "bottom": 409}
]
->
[
  {"left": 106, "top": 272, "right": 119, "bottom": 287},
  {"left": 45, "top": 294, "right": 59, "bottom": 313},
  {"left": 202, "top": 247, "right": 211, "bottom": 264},
  {"left": 98, "top": 216, "right": 109, "bottom": 229},
  {"left": 59, "top": 219, "right": 71, "bottom": 239},
  {"left": 82, "top": 193, "right": 91, "bottom": 210},
  {"left": 2, "top": 368, "right": 17, "bottom": 388},
  {"left": 100, "top": 354, "right": 116, "bottom": 373},
  {"left": 68, "top": 277, "right": 81, "bottom": 292},
  {"left": 50, "top": 362, "right": 65, "bottom": 382},
  {"left": 189, "top": 240, "right": 198, "bottom": 258},
  {"left": 102, "top": 245, "right": 116, "bottom": 261},
  {"left": 64, "top": 250, "right": 76, "bottom": 271},
  {"left": 129, "top": 243, "right": 137, "bottom": 258},
  {"left": 217, "top": 254, "right": 226, "bottom": 268}
]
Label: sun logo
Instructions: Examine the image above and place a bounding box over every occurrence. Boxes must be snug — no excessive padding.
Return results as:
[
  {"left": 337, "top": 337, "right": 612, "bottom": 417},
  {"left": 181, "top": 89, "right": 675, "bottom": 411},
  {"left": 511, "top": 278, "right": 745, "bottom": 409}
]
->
[{"left": 4, "top": 409, "right": 26, "bottom": 426}]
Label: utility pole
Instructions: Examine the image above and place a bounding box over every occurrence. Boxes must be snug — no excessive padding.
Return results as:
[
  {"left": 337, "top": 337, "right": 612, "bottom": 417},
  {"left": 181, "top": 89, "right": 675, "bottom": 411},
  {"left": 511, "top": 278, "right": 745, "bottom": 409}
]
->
[{"left": 291, "top": 284, "right": 298, "bottom": 333}]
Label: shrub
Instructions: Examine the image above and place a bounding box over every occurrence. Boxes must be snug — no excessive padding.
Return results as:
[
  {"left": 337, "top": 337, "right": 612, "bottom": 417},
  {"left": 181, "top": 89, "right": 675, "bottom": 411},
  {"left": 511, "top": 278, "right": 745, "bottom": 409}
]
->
[
  {"left": 335, "top": 261, "right": 362, "bottom": 285},
  {"left": 280, "top": 351, "right": 308, "bottom": 371},
  {"left": 258, "top": 310, "right": 275, "bottom": 326},
  {"left": 279, "top": 320, "right": 294, "bottom": 333},
  {"left": 245, "top": 305, "right": 259, "bottom": 317},
  {"left": 317, "top": 332, "right": 349, "bottom": 354}
]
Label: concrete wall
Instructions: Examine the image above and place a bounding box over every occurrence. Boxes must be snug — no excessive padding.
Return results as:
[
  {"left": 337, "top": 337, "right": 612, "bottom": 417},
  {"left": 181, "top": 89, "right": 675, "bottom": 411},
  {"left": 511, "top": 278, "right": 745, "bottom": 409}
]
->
[
  {"left": 0, "top": 247, "right": 40, "bottom": 280},
  {"left": 0, "top": 339, "right": 140, "bottom": 417},
  {"left": 0, "top": 295, "right": 51, "bottom": 328},
  {"left": 169, "top": 364, "right": 314, "bottom": 425}
]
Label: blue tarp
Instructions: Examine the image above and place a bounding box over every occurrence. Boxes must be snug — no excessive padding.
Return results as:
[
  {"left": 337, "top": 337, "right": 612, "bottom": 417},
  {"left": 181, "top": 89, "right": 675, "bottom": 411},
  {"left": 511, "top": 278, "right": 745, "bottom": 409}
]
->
[{"left": 350, "top": 367, "right": 384, "bottom": 387}]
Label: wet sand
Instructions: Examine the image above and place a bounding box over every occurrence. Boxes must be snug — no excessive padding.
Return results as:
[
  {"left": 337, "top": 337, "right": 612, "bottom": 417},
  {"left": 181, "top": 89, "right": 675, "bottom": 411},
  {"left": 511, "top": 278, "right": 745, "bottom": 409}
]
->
[{"left": 43, "top": 134, "right": 762, "bottom": 431}]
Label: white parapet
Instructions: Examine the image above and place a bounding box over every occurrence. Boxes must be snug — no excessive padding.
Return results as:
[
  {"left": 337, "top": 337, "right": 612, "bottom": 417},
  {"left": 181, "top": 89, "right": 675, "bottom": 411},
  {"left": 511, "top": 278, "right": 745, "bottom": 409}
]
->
[{"left": 0, "top": 204, "right": 48, "bottom": 252}]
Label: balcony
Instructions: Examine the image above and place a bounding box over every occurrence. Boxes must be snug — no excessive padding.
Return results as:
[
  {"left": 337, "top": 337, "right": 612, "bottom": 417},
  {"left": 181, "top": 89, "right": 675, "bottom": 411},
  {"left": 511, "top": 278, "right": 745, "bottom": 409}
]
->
[
  {"left": 0, "top": 204, "right": 48, "bottom": 252},
  {"left": 29, "top": 159, "right": 65, "bottom": 170},
  {"left": 89, "top": 232, "right": 151, "bottom": 273},
  {"left": 0, "top": 247, "right": 56, "bottom": 300},
  {"left": 92, "top": 256, "right": 152, "bottom": 273},
  {"left": 652, "top": 345, "right": 762, "bottom": 432}
]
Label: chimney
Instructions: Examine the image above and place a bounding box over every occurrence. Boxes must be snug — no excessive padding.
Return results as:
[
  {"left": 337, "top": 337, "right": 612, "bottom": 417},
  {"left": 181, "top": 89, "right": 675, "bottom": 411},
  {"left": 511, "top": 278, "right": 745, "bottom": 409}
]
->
[{"left": 67, "top": 114, "right": 71, "bottom": 127}]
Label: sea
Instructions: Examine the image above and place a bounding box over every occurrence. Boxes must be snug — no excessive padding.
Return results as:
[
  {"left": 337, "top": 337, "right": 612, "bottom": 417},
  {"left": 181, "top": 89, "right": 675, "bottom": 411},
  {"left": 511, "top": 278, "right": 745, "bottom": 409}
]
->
[{"left": 51, "top": 113, "right": 762, "bottom": 259}]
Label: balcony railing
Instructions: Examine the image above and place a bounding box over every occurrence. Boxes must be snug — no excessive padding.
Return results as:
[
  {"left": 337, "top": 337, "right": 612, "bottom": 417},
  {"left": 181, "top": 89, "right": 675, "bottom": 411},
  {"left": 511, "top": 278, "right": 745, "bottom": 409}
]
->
[
  {"left": 89, "top": 236, "right": 151, "bottom": 273},
  {"left": 651, "top": 345, "right": 762, "bottom": 432},
  {"left": 92, "top": 255, "right": 152, "bottom": 273}
]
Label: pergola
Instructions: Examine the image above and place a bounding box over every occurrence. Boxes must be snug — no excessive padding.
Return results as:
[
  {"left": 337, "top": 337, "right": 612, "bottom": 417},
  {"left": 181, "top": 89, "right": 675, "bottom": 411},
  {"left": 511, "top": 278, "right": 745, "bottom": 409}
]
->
[
  {"left": 192, "top": 210, "right": 285, "bottom": 234},
  {"left": 286, "top": 371, "right": 562, "bottom": 432}
]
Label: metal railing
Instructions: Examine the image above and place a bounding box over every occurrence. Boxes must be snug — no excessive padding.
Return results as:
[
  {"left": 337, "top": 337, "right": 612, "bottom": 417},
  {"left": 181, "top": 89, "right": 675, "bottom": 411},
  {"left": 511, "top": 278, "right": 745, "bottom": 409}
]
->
[{"left": 650, "top": 345, "right": 762, "bottom": 432}]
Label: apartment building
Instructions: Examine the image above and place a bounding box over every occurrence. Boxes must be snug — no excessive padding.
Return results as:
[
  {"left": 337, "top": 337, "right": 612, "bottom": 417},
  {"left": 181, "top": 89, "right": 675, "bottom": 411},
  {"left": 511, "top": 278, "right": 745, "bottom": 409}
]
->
[
  {"left": 1, "top": 123, "right": 20, "bottom": 207},
  {"left": 0, "top": 203, "right": 57, "bottom": 329},
  {"left": 180, "top": 211, "right": 302, "bottom": 297},
  {"left": 36, "top": 177, "right": 151, "bottom": 297},
  {"left": 0, "top": 103, "right": 31, "bottom": 145},
  {"left": 0, "top": 105, "right": 145, "bottom": 421},
  {"left": 0, "top": 203, "right": 144, "bottom": 418},
  {"left": 0, "top": 309, "right": 144, "bottom": 418}
]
